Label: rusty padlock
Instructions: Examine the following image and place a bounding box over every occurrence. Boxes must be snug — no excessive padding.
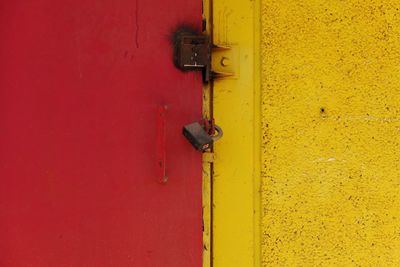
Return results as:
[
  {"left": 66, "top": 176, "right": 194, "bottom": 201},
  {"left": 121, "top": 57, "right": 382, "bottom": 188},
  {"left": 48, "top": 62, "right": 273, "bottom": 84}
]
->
[{"left": 182, "top": 122, "right": 223, "bottom": 152}]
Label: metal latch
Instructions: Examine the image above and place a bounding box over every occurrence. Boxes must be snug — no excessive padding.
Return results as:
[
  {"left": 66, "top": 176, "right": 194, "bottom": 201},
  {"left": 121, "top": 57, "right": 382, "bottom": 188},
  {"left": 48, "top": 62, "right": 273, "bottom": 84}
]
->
[
  {"left": 173, "top": 32, "right": 211, "bottom": 82},
  {"left": 182, "top": 121, "right": 223, "bottom": 152},
  {"left": 173, "top": 30, "right": 238, "bottom": 82}
]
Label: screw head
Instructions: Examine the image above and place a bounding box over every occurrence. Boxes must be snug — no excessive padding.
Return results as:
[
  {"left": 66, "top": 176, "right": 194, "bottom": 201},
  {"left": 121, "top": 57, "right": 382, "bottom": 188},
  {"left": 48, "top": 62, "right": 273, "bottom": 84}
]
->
[{"left": 220, "top": 57, "right": 231, "bottom": 67}]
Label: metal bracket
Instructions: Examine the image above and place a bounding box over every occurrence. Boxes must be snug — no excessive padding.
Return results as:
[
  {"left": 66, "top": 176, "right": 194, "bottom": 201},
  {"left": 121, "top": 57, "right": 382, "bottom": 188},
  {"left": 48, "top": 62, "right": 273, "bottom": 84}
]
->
[
  {"left": 173, "top": 31, "right": 239, "bottom": 82},
  {"left": 211, "top": 44, "right": 239, "bottom": 80},
  {"left": 174, "top": 33, "right": 211, "bottom": 82}
]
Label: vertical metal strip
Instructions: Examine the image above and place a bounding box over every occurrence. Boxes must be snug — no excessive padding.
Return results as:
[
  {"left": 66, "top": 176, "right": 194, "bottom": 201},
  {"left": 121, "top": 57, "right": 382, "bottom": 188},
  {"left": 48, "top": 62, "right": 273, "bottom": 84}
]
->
[
  {"left": 156, "top": 105, "right": 168, "bottom": 183},
  {"left": 202, "top": 0, "right": 214, "bottom": 266}
]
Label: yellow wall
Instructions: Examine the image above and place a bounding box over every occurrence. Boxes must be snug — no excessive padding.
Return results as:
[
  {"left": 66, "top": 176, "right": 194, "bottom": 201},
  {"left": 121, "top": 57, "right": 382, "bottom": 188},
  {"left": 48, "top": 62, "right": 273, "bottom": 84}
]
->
[{"left": 261, "top": 1, "right": 400, "bottom": 266}]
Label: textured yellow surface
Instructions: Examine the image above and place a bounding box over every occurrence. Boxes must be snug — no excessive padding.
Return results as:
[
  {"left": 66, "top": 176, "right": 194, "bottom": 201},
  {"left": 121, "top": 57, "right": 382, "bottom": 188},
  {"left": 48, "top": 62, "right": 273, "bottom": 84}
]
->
[{"left": 261, "top": 1, "right": 400, "bottom": 266}]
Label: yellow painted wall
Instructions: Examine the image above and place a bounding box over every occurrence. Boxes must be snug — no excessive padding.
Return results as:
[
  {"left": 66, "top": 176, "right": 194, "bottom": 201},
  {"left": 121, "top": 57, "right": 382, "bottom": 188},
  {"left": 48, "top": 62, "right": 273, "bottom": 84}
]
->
[{"left": 261, "top": 1, "right": 400, "bottom": 266}]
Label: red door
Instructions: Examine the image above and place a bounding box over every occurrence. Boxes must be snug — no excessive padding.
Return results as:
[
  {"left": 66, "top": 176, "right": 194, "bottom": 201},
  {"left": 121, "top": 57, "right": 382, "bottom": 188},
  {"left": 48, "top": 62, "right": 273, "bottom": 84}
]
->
[{"left": 0, "top": 1, "right": 203, "bottom": 266}]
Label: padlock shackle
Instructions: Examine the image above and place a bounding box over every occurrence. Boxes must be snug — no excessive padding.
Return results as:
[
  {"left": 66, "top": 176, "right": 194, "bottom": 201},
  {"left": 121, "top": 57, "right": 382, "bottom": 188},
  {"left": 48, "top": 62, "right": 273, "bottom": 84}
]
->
[{"left": 211, "top": 125, "right": 223, "bottom": 142}]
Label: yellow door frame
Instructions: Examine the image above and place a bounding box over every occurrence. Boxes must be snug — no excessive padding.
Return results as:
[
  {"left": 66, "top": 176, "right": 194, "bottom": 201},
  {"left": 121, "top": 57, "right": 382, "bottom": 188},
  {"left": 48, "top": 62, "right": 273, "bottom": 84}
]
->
[{"left": 202, "top": 0, "right": 261, "bottom": 266}]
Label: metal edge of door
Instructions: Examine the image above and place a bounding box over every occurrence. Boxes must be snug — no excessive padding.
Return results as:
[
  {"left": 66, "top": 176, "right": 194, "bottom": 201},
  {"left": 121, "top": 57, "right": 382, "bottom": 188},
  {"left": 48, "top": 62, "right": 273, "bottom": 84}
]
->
[{"left": 202, "top": 0, "right": 212, "bottom": 266}]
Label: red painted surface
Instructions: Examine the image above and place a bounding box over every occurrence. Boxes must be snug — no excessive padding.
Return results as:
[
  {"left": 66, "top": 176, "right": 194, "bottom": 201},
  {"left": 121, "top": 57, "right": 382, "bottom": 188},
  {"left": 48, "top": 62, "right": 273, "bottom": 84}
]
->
[{"left": 0, "top": 1, "right": 203, "bottom": 266}]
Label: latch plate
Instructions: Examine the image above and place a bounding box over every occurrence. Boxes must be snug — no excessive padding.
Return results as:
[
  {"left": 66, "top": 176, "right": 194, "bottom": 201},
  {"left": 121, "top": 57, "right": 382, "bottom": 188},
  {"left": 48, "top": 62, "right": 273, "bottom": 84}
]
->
[
  {"left": 173, "top": 30, "right": 238, "bottom": 82},
  {"left": 174, "top": 33, "right": 211, "bottom": 82}
]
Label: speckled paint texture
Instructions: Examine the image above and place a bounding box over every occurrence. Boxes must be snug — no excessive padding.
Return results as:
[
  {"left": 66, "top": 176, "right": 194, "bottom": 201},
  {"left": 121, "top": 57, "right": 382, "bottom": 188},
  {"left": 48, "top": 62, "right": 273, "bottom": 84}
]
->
[{"left": 261, "top": 1, "right": 400, "bottom": 266}]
